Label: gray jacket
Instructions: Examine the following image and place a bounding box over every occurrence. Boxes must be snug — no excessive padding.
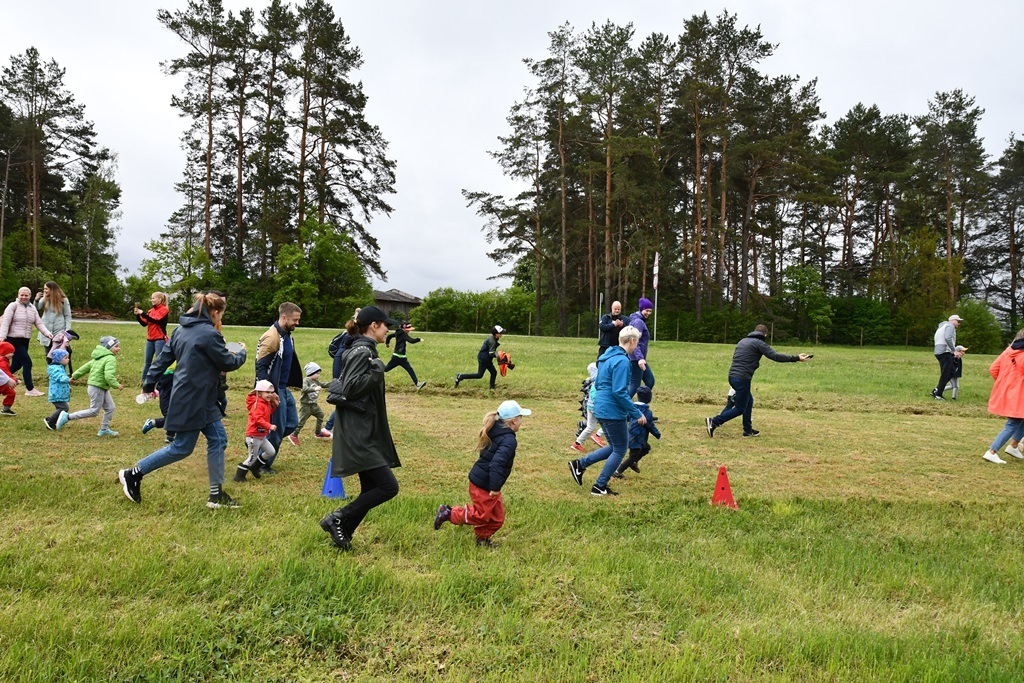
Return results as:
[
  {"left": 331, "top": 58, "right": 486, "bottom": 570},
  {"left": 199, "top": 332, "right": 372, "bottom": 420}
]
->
[
  {"left": 728, "top": 331, "right": 800, "bottom": 381},
  {"left": 933, "top": 322, "right": 956, "bottom": 355},
  {"left": 36, "top": 298, "right": 72, "bottom": 345}
]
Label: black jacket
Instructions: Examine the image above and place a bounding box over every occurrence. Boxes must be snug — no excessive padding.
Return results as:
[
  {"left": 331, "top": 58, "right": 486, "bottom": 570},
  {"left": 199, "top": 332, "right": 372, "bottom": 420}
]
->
[
  {"left": 728, "top": 330, "right": 799, "bottom": 381},
  {"left": 468, "top": 423, "right": 518, "bottom": 492},
  {"left": 386, "top": 328, "right": 420, "bottom": 356},
  {"left": 477, "top": 335, "right": 500, "bottom": 361},
  {"left": 598, "top": 313, "right": 629, "bottom": 348},
  {"left": 145, "top": 309, "right": 247, "bottom": 432},
  {"left": 328, "top": 335, "right": 400, "bottom": 477}
]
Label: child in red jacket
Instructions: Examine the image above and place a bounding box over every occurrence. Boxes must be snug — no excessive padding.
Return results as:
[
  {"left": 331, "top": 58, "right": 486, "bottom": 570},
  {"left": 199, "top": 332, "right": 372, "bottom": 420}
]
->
[
  {"left": 0, "top": 341, "right": 18, "bottom": 415},
  {"left": 234, "top": 379, "right": 280, "bottom": 481}
]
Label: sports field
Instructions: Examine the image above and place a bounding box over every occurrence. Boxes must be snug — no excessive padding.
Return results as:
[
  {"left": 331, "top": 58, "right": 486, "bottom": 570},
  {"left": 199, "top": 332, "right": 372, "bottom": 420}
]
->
[{"left": 2, "top": 322, "right": 1022, "bottom": 681}]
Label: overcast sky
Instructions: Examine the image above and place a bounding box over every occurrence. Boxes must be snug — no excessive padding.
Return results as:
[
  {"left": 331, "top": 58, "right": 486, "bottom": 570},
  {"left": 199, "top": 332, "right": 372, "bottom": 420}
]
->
[{"left": 2, "top": 1, "right": 1021, "bottom": 299}]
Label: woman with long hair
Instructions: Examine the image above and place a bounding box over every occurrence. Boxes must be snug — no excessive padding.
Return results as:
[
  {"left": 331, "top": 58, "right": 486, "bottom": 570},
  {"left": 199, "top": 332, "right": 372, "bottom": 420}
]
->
[
  {"left": 117, "top": 292, "right": 247, "bottom": 508},
  {"left": 35, "top": 281, "right": 72, "bottom": 358},
  {"left": 320, "top": 305, "right": 402, "bottom": 550},
  {"left": 134, "top": 291, "right": 170, "bottom": 384}
]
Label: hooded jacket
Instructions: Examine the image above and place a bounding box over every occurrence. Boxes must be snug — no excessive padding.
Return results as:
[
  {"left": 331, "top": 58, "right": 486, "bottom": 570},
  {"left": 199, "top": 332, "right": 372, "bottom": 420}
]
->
[
  {"left": 593, "top": 345, "right": 643, "bottom": 422},
  {"left": 468, "top": 422, "right": 518, "bottom": 492},
  {"left": 72, "top": 344, "right": 120, "bottom": 390},
  {"left": 988, "top": 339, "right": 1024, "bottom": 418},
  {"left": 328, "top": 335, "right": 400, "bottom": 477},
  {"left": 47, "top": 362, "right": 71, "bottom": 403},
  {"left": 627, "top": 311, "right": 651, "bottom": 361},
  {"left": 245, "top": 391, "right": 276, "bottom": 437},
  {"left": 727, "top": 330, "right": 800, "bottom": 381},
  {"left": 145, "top": 307, "right": 247, "bottom": 432}
]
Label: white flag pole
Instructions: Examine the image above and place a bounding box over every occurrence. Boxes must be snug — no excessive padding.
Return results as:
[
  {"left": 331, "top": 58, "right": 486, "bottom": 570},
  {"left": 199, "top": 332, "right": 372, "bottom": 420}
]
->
[{"left": 652, "top": 252, "right": 660, "bottom": 343}]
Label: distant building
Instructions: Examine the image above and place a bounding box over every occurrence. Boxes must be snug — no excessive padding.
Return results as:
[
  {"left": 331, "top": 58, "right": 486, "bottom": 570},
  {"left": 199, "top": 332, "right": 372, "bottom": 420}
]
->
[{"left": 373, "top": 288, "right": 422, "bottom": 320}]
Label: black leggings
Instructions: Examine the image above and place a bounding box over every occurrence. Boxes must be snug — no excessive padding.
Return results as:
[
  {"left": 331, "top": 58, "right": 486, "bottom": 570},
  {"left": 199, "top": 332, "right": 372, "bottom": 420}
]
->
[
  {"left": 335, "top": 466, "right": 399, "bottom": 537},
  {"left": 8, "top": 338, "right": 34, "bottom": 390},
  {"left": 384, "top": 356, "right": 419, "bottom": 384},
  {"left": 460, "top": 358, "right": 497, "bottom": 389}
]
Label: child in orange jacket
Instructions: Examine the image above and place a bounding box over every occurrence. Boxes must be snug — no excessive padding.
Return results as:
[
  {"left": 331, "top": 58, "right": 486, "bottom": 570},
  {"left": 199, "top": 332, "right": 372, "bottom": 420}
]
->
[{"left": 234, "top": 379, "right": 280, "bottom": 481}]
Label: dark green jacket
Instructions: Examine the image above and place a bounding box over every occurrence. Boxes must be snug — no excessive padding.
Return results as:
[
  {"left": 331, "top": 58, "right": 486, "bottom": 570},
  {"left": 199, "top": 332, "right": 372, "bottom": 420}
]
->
[{"left": 329, "top": 335, "right": 400, "bottom": 477}]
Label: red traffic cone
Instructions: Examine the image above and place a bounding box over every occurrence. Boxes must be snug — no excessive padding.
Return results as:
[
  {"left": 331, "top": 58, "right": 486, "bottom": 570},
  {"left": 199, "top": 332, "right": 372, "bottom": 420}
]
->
[{"left": 711, "top": 466, "right": 737, "bottom": 509}]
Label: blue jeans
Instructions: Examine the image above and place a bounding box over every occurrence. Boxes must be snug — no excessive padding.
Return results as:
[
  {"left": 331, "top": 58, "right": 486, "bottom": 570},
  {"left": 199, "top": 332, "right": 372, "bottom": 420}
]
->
[
  {"left": 326, "top": 409, "right": 336, "bottom": 432},
  {"left": 713, "top": 377, "right": 754, "bottom": 433},
  {"left": 989, "top": 418, "right": 1024, "bottom": 452},
  {"left": 142, "top": 339, "right": 165, "bottom": 384},
  {"left": 628, "top": 360, "right": 655, "bottom": 398},
  {"left": 577, "top": 418, "right": 629, "bottom": 488},
  {"left": 135, "top": 419, "right": 228, "bottom": 486}
]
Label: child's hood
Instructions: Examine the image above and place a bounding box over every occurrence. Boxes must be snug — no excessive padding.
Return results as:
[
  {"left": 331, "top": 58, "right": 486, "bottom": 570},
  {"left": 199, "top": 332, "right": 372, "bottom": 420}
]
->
[{"left": 90, "top": 344, "right": 114, "bottom": 360}]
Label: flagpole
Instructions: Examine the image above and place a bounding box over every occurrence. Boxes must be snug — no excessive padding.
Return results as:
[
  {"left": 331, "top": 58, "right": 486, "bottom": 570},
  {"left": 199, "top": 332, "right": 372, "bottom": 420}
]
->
[{"left": 652, "top": 252, "right": 659, "bottom": 343}]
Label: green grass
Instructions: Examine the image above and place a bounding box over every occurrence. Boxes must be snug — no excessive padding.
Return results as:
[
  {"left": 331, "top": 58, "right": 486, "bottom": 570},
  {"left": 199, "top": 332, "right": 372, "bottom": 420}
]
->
[{"left": 2, "top": 322, "right": 1023, "bottom": 681}]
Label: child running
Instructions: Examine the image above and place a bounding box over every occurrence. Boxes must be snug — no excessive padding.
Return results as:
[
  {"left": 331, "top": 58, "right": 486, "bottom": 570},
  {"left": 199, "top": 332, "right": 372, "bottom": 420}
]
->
[
  {"left": 60, "top": 335, "right": 122, "bottom": 435},
  {"left": 43, "top": 349, "right": 72, "bottom": 430},
  {"left": 289, "top": 361, "right": 331, "bottom": 445},
  {"left": 0, "top": 341, "right": 17, "bottom": 416},
  {"left": 571, "top": 362, "right": 605, "bottom": 452},
  {"left": 433, "top": 400, "right": 531, "bottom": 547},
  {"left": 614, "top": 385, "right": 662, "bottom": 478},
  {"left": 234, "top": 379, "right": 279, "bottom": 481}
]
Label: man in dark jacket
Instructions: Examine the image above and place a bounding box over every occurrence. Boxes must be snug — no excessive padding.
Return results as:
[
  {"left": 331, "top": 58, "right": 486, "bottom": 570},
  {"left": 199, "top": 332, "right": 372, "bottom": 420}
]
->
[
  {"left": 118, "top": 294, "right": 247, "bottom": 508},
  {"left": 255, "top": 302, "right": 302, "bottom": 466},
  {"left": 705, "top": 324, "right": 810, "bottom": 438},
  {"left": 597, "top": 301, "right": 629, "bottom": 359}
]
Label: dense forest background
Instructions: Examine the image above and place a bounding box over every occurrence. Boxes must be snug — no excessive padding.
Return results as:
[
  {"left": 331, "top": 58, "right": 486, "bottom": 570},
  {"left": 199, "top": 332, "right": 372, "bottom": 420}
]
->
[{"left": 1, "top": 3, "right": 1020, "bottom": 352}]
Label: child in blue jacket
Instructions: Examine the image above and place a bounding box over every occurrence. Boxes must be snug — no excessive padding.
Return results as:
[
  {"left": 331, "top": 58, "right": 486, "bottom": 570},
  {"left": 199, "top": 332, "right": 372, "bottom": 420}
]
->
[
  {"left": 614, "top": 385, "right": 661, "bottom": 477},
  {"left": 432, "top": 400, "right": 531, "bottom": 547},
  {"left": 43, "top": 349, "right": 72, "bottom": 430}
]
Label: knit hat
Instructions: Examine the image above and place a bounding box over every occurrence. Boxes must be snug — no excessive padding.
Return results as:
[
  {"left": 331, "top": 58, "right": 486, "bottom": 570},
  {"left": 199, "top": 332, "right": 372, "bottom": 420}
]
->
[
  {"left": 99, "top": 336, "right": 120, "bottom": 349},
  {"left": 635, "top": 385, "right": 653, "bottom": 403},
  {"left": 304, "top": 361, "right": 322, "bottom": 377},
  {"left": 49, "top": 349, "right": 69, "bottom": 363},
  {"left": 254, "top": 379, "right": 275, "bottom": 392},
  {"left": 587, "top": 362, "right": 598, "bottom": 380},
  {"left": 638, "top": 297, "right": 653, "bottom": 312}
]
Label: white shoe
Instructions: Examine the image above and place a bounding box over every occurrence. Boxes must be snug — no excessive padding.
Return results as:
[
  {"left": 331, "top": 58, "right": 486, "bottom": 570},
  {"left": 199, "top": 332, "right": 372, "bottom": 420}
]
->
[
  {"left": 982, "top": 451, "right": 1007, "bottom": 464},
  {"left": 1005, "top": 445, "right": 1024, "bottom": 460}
]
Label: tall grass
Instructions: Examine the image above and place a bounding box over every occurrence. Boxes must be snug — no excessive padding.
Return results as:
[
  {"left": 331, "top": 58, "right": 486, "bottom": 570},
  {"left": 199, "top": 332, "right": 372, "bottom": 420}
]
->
[{"left": 1, "top": 322, "right": 1022, "bottom": 681}]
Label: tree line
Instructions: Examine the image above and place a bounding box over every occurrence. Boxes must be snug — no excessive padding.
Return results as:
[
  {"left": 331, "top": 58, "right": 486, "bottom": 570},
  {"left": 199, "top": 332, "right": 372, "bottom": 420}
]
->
[{"left": 465, "top": 13, "right": 1024, "bottom": 346}]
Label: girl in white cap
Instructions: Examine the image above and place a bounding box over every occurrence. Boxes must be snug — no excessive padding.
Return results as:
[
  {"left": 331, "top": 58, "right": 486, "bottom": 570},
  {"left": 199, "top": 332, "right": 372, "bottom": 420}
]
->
[{"left": 433, "top": 399, "right": 530, "bottom": 547}]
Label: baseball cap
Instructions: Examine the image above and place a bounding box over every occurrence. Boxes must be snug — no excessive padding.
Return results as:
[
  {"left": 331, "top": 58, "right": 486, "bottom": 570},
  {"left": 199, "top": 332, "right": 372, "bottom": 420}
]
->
[
  {"left": 356, "top": 305, "right": 398, "bottom": 327},
  {"left": 948, "top": 315, "right": 963, "bottom": 322},
  {"left": 497, "top": 400, "right": 531, "bottom": 420},
  {"left": 492, "top": 325, "right": 506, "bottom": 335}
]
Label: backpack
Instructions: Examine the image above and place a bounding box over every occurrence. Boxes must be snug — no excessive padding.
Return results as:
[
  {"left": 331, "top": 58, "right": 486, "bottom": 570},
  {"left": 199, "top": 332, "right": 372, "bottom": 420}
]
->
[{"left": 328, "top": 331, "right": 348, "bottom": 358}]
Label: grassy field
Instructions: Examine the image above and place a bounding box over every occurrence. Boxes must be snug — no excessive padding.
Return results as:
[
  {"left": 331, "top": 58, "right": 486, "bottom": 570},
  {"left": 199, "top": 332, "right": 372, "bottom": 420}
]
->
[{"left": 2, "top": 321, "right": 1023, "bottom": 681}]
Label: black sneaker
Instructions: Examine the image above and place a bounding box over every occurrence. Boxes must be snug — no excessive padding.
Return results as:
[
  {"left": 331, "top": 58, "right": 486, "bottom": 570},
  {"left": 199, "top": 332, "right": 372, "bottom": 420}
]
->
[
  {"left": 567, "top": 459, "right": 583, "bottom": 486},
  {"left": 260, "top": 465, "right": 277, "bottom": 476},
  {"left": 207, "top": 490, "right": 241, "bottom": 509},
  {"left": 611, "top": 471, "right": 626, "bottom": 479},
  {"left": 118, "top": 469, "right": 142, "bottom": 504},
  {"left": 43, "top": 416, "right": 56, "bottom": 431},
  {"left": 628, "top": 461, "right": 641, "bottom": 474},
  {"left": 416, "top": 381, "right": 427, "bottom": 390},
  {"left": 433, "top": 504, "right": 452, "bottom": 530},
  {"left": 930, "top": 389, "right": 944, "bottom": 400},
  {"left": 742, "top": 429, "right": 760, "bottom": 437},
  {"left": 591, "top": 484, "right": 619, "bottom": 496},
  {"left": 705, "top": 417, "right": 716, "bottom": 438},
  {"left": 0, "top": 406, "right": 16, "bottom": 416},
  {"left": 320, "top": 511, "right": 351, "bottom": 550},
  {"left": 454, "top": 374, "right": 461, "bottom": 388}
]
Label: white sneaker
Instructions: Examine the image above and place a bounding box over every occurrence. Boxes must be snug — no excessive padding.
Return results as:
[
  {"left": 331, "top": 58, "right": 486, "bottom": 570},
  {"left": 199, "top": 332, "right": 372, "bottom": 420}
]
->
[
  {"left": 1005, "top": 445, "right": 1024, "bottom": 460},
  {"left": 982, "top": 451, "right": 1007, "bottom": 464}
]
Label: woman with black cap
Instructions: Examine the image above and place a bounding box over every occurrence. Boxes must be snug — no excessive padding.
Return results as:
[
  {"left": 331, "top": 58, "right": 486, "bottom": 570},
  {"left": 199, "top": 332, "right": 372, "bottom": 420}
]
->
[
  {"left": 455, "top": 325, "right": 504, "bottom": 390},
  {"left": 320, "top": 305, "right": 402, "bottom": 550}
]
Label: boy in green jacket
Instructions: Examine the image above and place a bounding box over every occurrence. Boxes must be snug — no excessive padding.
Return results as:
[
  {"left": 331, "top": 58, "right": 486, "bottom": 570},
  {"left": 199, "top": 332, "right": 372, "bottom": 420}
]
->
[{"left": 58, "top": 336, "right": 123, "bottom": 436}]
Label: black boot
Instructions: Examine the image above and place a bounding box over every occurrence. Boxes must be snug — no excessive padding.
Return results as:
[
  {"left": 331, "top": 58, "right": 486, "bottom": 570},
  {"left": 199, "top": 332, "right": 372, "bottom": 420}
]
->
[{"left": 233, "top": 464, "right": 249, "bottom": 482}]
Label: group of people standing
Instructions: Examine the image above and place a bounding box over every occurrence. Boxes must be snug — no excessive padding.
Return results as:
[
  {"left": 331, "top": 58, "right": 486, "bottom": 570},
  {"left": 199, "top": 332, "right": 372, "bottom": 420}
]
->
[{"left": 0, "top": 283, "right": 70, "bottom": 405}]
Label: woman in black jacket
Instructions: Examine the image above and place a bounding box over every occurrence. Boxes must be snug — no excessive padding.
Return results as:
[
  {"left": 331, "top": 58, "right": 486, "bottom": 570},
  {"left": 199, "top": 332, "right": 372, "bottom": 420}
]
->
[
  {"left": 455, "top": 325, "right": 504, "bottom": 390},
  {"left": 117, "top": 292, "right": 247, "bottom": 509},
  {"left": 320, "top": 306, "right": 402, "bottom": 550}
]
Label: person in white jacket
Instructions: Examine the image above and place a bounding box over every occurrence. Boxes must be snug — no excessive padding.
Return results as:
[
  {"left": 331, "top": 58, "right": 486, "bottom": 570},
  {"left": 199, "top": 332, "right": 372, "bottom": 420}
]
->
[
  {"left": 931, "top": 314, "right": 962, "bottom": 400},
  {"left": 0, "top": 287, "right": 52, "bottom": 396}
]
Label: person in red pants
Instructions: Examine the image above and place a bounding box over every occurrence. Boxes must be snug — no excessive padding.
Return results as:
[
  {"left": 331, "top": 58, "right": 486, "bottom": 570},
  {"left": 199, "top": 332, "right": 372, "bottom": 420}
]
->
[{"left": 433, "top": 400, "right": 531, "bottom": 547}]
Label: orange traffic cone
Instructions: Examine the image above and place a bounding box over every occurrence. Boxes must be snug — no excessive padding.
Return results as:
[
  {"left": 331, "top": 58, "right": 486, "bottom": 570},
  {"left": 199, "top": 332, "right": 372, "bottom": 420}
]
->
[{"left": 711, "top": 466, "right": 737, "bottom": 509}]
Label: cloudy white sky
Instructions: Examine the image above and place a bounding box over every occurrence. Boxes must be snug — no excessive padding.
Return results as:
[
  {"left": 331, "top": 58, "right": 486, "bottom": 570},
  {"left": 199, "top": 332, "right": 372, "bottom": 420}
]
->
[{"left": 2, "top": 1, "right": 1021, "bottom": 299}]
